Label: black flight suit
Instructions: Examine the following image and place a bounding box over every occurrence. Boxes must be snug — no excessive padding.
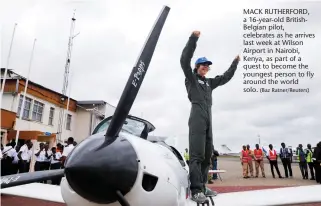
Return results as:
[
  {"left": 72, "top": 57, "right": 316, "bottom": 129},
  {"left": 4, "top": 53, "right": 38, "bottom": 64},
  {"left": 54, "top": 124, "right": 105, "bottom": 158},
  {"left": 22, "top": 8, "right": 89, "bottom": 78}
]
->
[
  {"left": 313, "top": 146, "right": 321, "bottom": 183},
  {"left": 317, "top": 147, "right": 321, "bottom": 184},
  {"left": 180, "top": 34, "right": 239, "bottom": 195}
]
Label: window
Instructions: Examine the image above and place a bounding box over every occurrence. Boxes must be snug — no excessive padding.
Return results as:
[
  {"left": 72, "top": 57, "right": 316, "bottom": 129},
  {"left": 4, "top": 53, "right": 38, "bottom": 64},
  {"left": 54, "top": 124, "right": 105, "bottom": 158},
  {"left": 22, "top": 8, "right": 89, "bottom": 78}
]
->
[
  {"left": 17, "top": 95, "right": 32, "bottom": 119},
  {"left": 32, "top": 100, "right": 44, "bottom": 122},
  {"left": 48, "top": 107, "right": 55, "bottom": 125},
  {"left": 66, "top": 114, "right": 72, "bottom": 130}
]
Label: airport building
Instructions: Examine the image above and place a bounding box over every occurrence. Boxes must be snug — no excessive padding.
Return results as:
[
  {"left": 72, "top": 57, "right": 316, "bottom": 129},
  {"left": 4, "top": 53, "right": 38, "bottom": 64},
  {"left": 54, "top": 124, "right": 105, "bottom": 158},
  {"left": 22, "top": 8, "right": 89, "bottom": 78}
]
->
[{"left": 0, "top": 68, "right": 116, "bottom": 147}]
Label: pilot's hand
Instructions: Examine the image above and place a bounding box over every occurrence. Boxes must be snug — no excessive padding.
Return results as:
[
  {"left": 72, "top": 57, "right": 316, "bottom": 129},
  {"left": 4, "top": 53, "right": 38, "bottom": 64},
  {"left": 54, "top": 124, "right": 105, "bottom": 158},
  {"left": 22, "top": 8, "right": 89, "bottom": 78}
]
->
[{"left": 192, "top": 31, "right": 200, "bottom": 37}]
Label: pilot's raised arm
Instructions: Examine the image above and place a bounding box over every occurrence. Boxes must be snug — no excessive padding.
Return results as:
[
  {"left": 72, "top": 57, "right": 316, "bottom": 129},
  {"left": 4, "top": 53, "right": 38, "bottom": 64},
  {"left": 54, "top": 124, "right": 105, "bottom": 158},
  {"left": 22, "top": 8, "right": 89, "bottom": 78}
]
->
[
  {"left": 209, "top": 56, "right": 240, "bottom": 90},
  {"left": 180, "top": 31, "right": 200, "bottom": 82}
]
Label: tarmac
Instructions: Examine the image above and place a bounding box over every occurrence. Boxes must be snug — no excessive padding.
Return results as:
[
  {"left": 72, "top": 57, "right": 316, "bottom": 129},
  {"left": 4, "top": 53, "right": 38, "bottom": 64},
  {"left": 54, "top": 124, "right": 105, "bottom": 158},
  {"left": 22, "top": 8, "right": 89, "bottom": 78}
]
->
[{"left": 1, "top": 157, "right": 320, "bottom": 206}]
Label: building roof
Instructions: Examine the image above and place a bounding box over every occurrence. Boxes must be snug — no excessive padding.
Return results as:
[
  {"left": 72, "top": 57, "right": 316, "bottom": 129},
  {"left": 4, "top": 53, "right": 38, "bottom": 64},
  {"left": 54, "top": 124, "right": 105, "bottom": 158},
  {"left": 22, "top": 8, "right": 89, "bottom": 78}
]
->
[
  {"left": 1, "top": 68, "right": 114, "bottom": 107},
  {"left": 0, "top": 68, "right": 14, "bottom": 77},
  {"left": 77, "top": 100, "right": 106, "bottom": 105},
  {"left": 1, "top": 68, "right": 77, "bottom": 102}
]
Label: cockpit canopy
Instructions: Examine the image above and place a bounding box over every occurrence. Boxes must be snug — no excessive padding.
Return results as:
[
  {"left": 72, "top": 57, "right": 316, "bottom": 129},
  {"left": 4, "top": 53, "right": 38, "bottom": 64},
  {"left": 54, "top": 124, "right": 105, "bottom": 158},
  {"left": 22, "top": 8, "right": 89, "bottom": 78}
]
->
[
  {"left": 92, "top": 115, "right": 186, "bottom": 168},
  {"left": 92, "top": 115, "right": 156, "bottom": 138}
]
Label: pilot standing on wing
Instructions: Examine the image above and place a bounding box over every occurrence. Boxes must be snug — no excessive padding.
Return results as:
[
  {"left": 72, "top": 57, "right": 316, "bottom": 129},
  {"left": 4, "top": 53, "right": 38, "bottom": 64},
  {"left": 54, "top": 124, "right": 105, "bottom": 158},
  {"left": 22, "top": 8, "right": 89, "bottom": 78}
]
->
[{"left": 180, "top": 30, "right": 240, "bottom": 203}]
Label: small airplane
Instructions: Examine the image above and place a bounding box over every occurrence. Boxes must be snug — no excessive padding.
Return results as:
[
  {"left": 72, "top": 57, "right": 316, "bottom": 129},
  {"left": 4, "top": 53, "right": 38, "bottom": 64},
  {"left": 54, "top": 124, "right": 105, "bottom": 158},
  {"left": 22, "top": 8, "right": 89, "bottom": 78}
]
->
[
  {"left": 219, "top": 144, "right": 240, "bottom": 157},
  {"left": 1, "top": 5, "right": 321, "bottom": 206}
]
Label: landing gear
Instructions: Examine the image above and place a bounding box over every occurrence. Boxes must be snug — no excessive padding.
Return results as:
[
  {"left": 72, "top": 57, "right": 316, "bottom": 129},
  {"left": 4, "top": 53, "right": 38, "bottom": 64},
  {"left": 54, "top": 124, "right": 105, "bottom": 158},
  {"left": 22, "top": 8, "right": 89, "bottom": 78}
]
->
[{"left": 196, "top": 196, "right": 215, "bottom": 206}]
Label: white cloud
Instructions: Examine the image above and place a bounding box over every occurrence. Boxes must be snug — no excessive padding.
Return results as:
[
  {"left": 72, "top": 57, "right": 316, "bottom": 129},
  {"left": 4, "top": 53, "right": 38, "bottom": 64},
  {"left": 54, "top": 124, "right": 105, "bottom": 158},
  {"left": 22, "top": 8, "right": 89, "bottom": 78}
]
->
[{"left": 1, "top": 0, "right": 320, "bottom": 152}]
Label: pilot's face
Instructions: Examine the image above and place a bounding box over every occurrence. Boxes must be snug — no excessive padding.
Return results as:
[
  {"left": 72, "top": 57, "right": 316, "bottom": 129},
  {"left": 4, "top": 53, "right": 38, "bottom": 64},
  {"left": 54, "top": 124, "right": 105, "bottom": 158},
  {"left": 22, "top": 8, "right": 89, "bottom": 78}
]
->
[{"left": 197, "top": 64, "right": 210, "bottom": 76}]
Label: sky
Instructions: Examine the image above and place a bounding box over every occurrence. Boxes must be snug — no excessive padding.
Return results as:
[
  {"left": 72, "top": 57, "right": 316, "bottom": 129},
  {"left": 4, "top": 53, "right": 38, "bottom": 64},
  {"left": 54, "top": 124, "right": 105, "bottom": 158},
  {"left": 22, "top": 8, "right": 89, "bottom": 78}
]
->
[{"left": 1, "top": 0, "right": 320, "bottom": 152}]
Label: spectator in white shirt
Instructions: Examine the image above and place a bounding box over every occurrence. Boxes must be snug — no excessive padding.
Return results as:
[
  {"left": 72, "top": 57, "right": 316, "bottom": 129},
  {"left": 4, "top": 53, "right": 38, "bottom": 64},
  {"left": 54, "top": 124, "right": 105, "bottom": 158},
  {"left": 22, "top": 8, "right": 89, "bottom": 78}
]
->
[
  {"left": 11, "top": 145, "right": 20, "bottom": 174},
  {"left": 43, "top": 144, "right": 51, "bottom": 170},
  {"left": 61, "top": 137, "right": 75, "bottom": 168},
  {"left": 1, "top": 143, "right": 16, "bottom": 176},
  {"left": 34, "top": 143, "right": 45, "bottom": 172},
  {"left": 49, "top": 147, "right": 62, "bottom": 185},
  {"left": 17, "top": 140, "right": 33, "bottom": 173},
  {"left": 35, "top": 143, "right": 51, "bottom": 183},
  {"left": 43, "top": 144, "right": 52, "bottom": 184}
]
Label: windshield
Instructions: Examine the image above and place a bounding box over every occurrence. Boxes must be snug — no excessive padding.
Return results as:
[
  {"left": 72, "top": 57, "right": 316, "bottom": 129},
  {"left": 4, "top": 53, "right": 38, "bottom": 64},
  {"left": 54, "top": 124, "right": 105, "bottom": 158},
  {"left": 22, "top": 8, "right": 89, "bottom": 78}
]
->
[{"left": 94, "top": 117, "right": 146, "bottom": 137}]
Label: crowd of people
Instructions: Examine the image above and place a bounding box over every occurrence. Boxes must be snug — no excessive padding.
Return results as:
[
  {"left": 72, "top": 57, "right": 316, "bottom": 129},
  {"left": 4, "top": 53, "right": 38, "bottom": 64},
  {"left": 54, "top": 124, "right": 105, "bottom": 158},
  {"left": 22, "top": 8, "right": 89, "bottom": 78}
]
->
[
  {"left": 1, "top": 137, "right": 76, "bottom": 185},
  {"left": 240, "top": 142, "right": 321, "bottom": 184},
  {"left": 184, "top": 141, "right": 321, "bottom": 186},
  {"left": 2, "top": 136, "right": 321, "bottom": 190}
]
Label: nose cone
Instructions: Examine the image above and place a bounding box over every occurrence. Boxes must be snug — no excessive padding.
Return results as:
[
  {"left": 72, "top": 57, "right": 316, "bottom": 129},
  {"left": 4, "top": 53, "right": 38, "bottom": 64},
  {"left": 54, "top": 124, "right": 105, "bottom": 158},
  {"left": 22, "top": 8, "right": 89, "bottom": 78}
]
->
[{"left": 64, "top": 135, "right": 138, "bottom": 204}]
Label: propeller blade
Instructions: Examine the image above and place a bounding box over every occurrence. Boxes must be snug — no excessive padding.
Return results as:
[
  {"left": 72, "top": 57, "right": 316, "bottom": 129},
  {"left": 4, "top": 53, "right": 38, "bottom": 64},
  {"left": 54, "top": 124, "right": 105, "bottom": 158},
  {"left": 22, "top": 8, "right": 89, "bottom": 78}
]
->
[
  {"left": 1, "top": 169, "right": 64, "bottom": 189},
  {"left": 104, "top": 5, "right": 171, "bottom": 144}
]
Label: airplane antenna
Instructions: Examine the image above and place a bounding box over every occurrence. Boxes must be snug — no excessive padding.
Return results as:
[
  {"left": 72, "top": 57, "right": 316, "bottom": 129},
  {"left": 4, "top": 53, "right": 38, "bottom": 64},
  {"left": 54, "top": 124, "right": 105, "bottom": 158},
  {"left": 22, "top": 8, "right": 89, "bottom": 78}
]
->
[
  {"left": 104, "top": 6, "right": 171, "bottom": 145},
  {"left": 57, "top": 10, "right": 79, "bottom": 143}
]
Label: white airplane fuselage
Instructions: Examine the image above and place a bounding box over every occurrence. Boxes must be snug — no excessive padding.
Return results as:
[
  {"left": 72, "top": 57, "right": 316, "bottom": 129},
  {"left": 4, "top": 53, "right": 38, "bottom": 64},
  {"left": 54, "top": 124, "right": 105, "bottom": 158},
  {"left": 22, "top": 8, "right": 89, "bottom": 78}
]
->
[{"left": 61, "top": 131, "right": 201, "bottom": 206}]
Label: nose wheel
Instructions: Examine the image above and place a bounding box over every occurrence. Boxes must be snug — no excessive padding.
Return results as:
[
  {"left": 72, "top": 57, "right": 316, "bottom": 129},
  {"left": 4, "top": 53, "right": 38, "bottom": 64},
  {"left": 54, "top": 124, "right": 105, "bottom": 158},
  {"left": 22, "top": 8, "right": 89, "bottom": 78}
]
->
[{"left": 196, "top": 196, "right": 215, "bottom": 206}]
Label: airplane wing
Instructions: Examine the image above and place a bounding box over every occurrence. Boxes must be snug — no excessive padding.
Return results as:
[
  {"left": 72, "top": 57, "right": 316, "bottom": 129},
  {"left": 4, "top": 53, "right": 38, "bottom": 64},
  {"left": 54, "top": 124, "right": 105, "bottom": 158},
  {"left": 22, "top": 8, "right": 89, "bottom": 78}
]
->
[
  {"left": 0, "top": 183, "right": 64, "bottom": 203},
  {"left": 187, "top": 185, "right": 321, "bottom": 206},
  {"left": 2, "top": 184, "right": 321, "bottom": 205}
]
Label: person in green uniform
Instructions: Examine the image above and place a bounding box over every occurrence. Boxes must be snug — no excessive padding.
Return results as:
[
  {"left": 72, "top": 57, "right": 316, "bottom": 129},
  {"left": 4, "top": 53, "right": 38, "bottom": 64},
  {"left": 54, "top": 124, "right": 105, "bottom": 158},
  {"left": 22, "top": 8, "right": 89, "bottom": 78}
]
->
[
  {"left": 184, "top": 148, "right": 190, "bottom": 165},
  {"left": 306, "top": 144, "right": 315, "bottom": 180},
  {"left": 297, "top": 144, "right": 308, "bottom": 179},
  {"left": 180, "top": 30, "right": 240, "bottom": 203}
]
